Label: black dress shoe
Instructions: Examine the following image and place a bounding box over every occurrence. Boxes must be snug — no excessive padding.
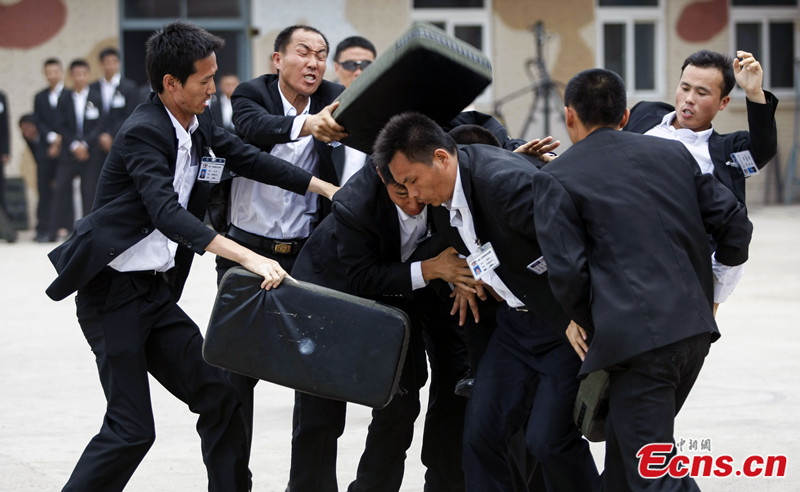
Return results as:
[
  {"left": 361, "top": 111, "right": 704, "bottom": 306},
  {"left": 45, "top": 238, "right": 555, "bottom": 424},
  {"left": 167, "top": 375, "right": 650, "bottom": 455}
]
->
[{"left": 34, "top": 233, "right": 55, "bottom": 243}]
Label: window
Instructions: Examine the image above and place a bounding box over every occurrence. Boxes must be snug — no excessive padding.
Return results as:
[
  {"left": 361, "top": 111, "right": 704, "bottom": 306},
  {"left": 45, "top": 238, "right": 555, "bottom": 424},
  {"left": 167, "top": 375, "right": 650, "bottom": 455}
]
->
[
  {"left": 119, "top": 0, "right": 250, "bottom": 88},
  {"left": 596, "top": 0, "right": 664, "bottom": 96},
  {"left": 731, "top": 1, "right": 798, "bottom": 93},
  {"left": 410, "top": 0, "right": 492, "bottom": 103}
]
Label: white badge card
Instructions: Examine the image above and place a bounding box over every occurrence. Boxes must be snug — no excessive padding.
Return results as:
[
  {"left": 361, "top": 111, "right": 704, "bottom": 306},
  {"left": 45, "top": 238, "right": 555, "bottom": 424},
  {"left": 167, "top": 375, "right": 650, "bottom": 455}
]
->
[
  {"left": 85, "top": 104, "right": 100, "bottom": 120},
  {"left": 198, "top": 156, "right": 225, "bottom": 183},
  {"left": 526, "top": 256, "right": 548, "bottom": 275},
  {"left": 730, "top": 150, "right": 759, "bottom": 178},
  {"left": 111, "top": 93, "right": 126, "bottom": 108},
  {"left": 467, "top": 242, "right": 500, "bottom": 281}
]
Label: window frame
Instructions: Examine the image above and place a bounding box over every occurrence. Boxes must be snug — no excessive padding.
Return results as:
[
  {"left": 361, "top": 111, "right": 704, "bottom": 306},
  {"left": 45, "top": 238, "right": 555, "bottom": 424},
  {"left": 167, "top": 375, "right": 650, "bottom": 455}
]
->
[
  {"left": 729, "top": 3, "right": 799, "bottom": 98},
  {"left": 118, "top": 0, "right": 251, "bottom": 86},
  {"left": 595, "top": 0, "right": 666, "bottom": 99}
]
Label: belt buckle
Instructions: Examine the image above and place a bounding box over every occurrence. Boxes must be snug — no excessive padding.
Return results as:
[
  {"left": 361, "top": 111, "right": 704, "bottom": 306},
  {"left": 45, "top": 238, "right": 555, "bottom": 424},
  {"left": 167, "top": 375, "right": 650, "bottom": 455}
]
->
[{"left": 272, "top": 241, "right": 293, "bottom": 255}]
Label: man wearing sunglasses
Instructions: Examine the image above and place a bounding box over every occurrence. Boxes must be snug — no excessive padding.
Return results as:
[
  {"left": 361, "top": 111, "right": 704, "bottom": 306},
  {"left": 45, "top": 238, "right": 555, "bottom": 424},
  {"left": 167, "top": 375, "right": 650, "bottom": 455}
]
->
[
  {"left": 332, "top": 36, "right": 377, "bottom": 185},
  {"left": 333, "top": 36, "right": 376, "bottom": 90}
]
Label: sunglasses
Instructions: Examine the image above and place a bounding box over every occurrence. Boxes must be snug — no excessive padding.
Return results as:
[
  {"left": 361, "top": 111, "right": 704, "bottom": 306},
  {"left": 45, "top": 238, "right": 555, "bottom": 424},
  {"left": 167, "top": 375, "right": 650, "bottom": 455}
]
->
[{"left": 339, "top": 60, "right": 372, "bottom": 72}]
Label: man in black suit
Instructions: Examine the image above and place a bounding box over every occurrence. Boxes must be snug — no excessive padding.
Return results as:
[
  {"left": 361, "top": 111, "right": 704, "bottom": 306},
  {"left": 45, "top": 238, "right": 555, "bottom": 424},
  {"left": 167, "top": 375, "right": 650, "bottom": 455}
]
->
[
  {"left": 91, "top": 47, "right": 140, "bottom": 165},
  {"left": 212, "top": 24, "right": 348, "bottom": 465},
  {"left": 532, "top": 68, "right": 752, "bottom": 491},
  {"left": 45, "top": 22, "right": 338, "bottom": 491},
  {"left": 218, "top": 24, "right": 346, "bottom": 276},
  {"left": 375, "top": 112, "right": 599, "bottom": 492},
  {"left": 51, "top": 59, "right": 105, "bottom": 235},
  {"left": 624, "top": 49, "right": 777, "bottom": 205},
  {"left": 624, "top": 49, "right": 775, "bottom": 314},
  {"left": 289, "top": 162, "right": 475, "bottom": 491},
  {"left": 32, "top": 58, "right": 64, "bottom": 242},
  {"left": 208, "top": 73, "right": 239, "bottom": 132}
]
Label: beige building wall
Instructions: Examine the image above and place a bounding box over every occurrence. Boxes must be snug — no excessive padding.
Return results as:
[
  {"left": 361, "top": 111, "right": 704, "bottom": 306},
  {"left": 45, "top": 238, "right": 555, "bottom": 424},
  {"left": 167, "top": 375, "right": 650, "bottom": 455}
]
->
[{"left": 1, "top": 0, "right": 796, "bottom": 213}]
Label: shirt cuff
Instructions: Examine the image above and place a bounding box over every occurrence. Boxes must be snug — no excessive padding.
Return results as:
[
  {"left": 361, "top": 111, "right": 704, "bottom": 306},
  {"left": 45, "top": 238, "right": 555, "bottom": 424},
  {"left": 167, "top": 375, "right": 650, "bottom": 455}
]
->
[
  {"left": 712, "top": 256, "right": 745, "bottom": 303},
  {"left": 47, "top": 131, "right": 58, "bottom": 144},
  {"left": 290, "top": 114, "right": 308, "bottom": 141},
  {"left": 410, "top": 261, "right": 427, "bottom": 290}
]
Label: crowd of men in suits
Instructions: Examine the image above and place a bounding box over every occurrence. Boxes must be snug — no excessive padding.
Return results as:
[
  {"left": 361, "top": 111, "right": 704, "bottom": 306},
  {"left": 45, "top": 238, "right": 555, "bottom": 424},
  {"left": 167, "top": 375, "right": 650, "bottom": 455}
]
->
[
  {"left": 43, "top": 20, "right": 776, "bottom": 492},
  {"left": 15, "top": 49, "right": 141, "bottom": 243}
]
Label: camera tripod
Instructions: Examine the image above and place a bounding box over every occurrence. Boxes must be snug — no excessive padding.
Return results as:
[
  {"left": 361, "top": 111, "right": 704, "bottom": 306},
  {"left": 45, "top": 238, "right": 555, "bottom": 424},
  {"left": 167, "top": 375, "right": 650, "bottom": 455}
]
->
[{"left": 494, "top": 21, "right": 565, "bottom": 139}]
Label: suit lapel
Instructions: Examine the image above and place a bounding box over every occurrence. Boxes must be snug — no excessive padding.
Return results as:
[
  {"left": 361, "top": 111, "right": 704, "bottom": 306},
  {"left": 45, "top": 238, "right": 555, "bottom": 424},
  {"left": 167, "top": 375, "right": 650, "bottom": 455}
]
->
[{"left": 707, "top": 132, "right": 735, "bottom": 191}]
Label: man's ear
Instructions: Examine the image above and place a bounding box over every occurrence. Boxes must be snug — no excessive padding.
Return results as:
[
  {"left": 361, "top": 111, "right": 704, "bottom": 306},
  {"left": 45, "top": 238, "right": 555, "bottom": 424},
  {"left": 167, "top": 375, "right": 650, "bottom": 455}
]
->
[
  {"left": 564, "top": 106, "right": 575, "bottom": 130},
  {"left": 433, "top": 148, "right": 450, "bottom": 168},
  {"left": 375, "top": 165, "right": 387, "bottom": 184},
  {"left": 162, "top": 74, "right": 177, "bottom": 93},
  {"left": 618, "top": 108, "right": 630, "bottom": 130},
  {"left": 718, "top": 95, "right": 731, "bottom": 112},
  {"left": 272, "top": 51, "right": 282, "bottom": 71}
]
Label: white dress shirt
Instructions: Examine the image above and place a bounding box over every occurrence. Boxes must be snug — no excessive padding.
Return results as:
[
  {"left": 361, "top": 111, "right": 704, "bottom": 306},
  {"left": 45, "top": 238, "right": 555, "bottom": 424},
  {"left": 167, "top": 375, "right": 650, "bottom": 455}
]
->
[
  {"left": 108, "top": 109, "right": 200, "bottom": 272},
  {"left": 645, "top": 111, "right": 743, "bottom": 303},
  {"left": 444, "top": 167, "right": 524, "bottom": 307},
  {"left": 341, "top": 146, "right": 367, "bottom": 185},
  {"left": 645, "top": 111, "right": 714, "bottom": 174},
  {"left": 46, "top": 83, "right": 64, "bottom": 144},
  {"left": 229, "top": 85, "right": 318, "bottom": 239},
  {"left": 396, "top": 205, "right": 427, "bottom": 290},
  {"left": 69, "top": 88, "right": 91, "bottom": 152},
  {"left": 99, "top": 72, "right": 121, "bottom": 113}
]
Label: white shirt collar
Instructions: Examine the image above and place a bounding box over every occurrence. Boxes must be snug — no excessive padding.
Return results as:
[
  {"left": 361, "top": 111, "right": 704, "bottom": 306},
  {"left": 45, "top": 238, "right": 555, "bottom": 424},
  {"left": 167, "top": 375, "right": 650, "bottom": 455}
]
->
[
  {"left": 72, "top": 87, "right": 89, "bottom": 98},
  {"left": 164, "top": 106, "right": 199, "bottom": 148},
  {"left": 277, "top": 83, "right": 310, "bottom": 117},
  {"left": 658, "top": 111, "right": 713, "bottom": 145},
  {"left": 101, "top": 73, "right": 121, "bottom": 87},
  {"left": 50, "top": 82, "right": 64, "bottom": 95},
  {"left": 444, "top": 165, "right": 468, "bottom": 212}
]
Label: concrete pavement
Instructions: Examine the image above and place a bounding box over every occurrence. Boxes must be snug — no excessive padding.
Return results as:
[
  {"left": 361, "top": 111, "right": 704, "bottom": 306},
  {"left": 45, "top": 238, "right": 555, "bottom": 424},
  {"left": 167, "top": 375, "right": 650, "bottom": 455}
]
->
[{"left": 1, "top": 205, "right": 798, "bottom": 491}]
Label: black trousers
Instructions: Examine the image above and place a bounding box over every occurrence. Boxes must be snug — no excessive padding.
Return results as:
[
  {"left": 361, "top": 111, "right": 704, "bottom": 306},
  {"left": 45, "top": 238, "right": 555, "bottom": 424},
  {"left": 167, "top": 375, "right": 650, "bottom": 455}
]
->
[
  {"left": 64, "top": 269, "right": 250, "bottom": 492},
  {"left": 601, "top": 333, "right": 710, "bottom": 492},
  {"left": 288, "top": 330, "right": 425, "bottom": 492},
  {"left": 215, "top": 233, "right": 303, "bottom": 470},
  {"left": 415, "top": 289, "right": 470, "bottom": 492},
  {"left": 49, "top": 155, "right": 102, "bottom": 234},
  {"left": 35, "top": 155, "right": 57, "bottom": 237},
  {"left": 463, "top": 307, "right": 599, "bottom": 492}
]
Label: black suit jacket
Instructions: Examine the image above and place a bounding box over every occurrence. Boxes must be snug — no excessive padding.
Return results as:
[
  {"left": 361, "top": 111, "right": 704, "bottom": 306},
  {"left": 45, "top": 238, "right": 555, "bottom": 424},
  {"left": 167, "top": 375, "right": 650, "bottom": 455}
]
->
[
  {"left": 533, "top": 128, "right": 752, "bottom": 375},
  {"left": 443, "top": 144, "right": 571, "bottom": 334},
  {"left": 227, "top": 74, "right": 345, "bottom": 221},
  {"left": 33, "top": 86, "right": 63, "bottom": 152},
  {"left": 55, "top": 86, "right": 106, "bottom": 159},
  {"left": 90, "top": 76, "right": 140, "bottom": 138},
  {"left": 292, "top": 164, "right": 445, "bottom": 298},
  {"left": 624, "top": 92, "right": 778, "bottom": 203},
  {"left": 46, "top": 93, "right": 313, "bottom": 302},
  {"left": 0, "top": 91, "right": 8, "bottom": 157}
]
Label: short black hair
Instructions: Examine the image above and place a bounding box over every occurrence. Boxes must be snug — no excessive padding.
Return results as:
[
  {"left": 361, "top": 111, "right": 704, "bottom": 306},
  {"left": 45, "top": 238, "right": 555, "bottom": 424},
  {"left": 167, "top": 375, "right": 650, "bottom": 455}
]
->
[
  {"left": 145, "top": 21, "right": 224, "bottom": 94},
  {"left": 334, "top": 36, "right": 376, "bottom": 62},
  {"left": 44, "top": 58, "right": 61, "bottom": 68},
  {"left": 564, "top": 68, "right": 627, "bottom": 128},
  {"left": 373, "top": 112, "right": 457, "bottom": 181},
  {"left": 69, "top": 59, "right": 90, "bottom": 72},
  {"left": 18, "top": 113, "right": 35, "bottom": 126},
  {"left": 681, "top": 49, "right": 735, "bottom": 98},
  {"left": 273, "top": 25, "right": 329, "bottom": 54},
  {"left": 448, "top": 124, "right": 501, "bottom": 147},
  {"left": 99, "top": 47, "right": 120, "bottom": 62}
]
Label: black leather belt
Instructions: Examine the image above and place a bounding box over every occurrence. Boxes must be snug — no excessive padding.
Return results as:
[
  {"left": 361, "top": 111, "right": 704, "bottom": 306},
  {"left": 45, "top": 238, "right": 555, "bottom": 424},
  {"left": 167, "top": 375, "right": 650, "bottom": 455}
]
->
[{"left": 227, "top": 225, "right": 307, "bottom": 256}]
